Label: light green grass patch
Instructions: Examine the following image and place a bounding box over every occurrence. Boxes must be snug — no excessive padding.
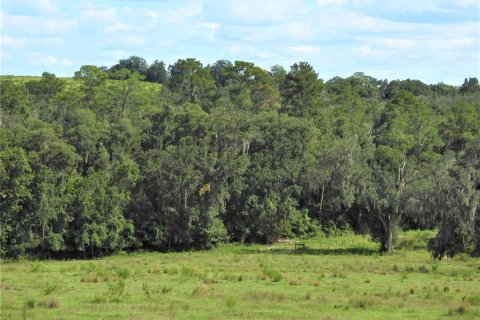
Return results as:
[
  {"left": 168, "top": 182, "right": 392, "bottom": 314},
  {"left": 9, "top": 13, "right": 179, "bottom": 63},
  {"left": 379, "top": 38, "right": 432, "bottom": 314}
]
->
[{"left": 1, "top": 232, "right": 479, "bottom": 319}]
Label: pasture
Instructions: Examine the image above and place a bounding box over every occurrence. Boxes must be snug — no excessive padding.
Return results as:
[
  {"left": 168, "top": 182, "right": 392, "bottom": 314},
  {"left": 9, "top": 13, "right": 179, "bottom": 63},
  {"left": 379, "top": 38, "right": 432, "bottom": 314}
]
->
[{"left": 1, "top": 231, "right": 479, "bottom": 319}]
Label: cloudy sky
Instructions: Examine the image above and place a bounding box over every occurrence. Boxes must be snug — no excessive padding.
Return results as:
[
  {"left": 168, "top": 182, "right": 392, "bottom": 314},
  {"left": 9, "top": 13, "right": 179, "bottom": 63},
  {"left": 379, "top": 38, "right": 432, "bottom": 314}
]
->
[{"left": 1, "top": 0, "right": 478, "bottom": 84}]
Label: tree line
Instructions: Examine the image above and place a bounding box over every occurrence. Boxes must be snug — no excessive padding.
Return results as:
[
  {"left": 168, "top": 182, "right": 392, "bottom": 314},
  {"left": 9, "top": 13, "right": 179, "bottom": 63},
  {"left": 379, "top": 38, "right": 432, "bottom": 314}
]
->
[{"left": 1, "top": 56, "right": 479, "bottom": 258}]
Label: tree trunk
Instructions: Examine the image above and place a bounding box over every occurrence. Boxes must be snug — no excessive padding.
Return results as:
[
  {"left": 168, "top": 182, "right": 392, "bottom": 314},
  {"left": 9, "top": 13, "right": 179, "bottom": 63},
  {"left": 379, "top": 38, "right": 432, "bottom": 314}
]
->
[
  {"left": 386, "top": 228, "right": 394, "bottom": 254},
  {"left": 319, "top": 184, "right": 325, "bottom": 218},
  {"left": 42, "top": 224, "right": 45, "bottom": 254}
]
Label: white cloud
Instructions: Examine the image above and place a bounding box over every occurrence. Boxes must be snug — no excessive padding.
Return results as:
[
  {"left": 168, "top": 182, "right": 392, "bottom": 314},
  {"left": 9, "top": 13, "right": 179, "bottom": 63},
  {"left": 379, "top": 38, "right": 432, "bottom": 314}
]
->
[
  {"left": 120, "top": 36, "right": 149, "bottom": 47},
  {"left": 103, "top": 50, "right": 128, "bottom": 61},
  {"left": 43, "top": 19, "right": 78, "bottom": 33},
  {"left": 82, "top": 6, "right": 117, "bottom": 20},
  {"left": 34, "top": 37, "right": 65, "bottom": 47},
  {"left": 360, "top": 36, "right": 477, "bottom": 52},
  {"left": 227, "top": 43, "right": 273, "bottom": 59},
  {"left": 36, "top": 0, "right": 57, "bottom": 13},
  {"left": 146, "top": 10, "right": 160, "bottom": 19},
  {"left": 284, "top": 22, "right": 316, "bottom": 41},
  {"left": 219, "top": 0, "right": 304, "bottom": 24},
  {"left": 0, "top": 35, "right": 27, "bottom": 48},
  {"left": 200, "top": 22, "right": 220, "bottom": 42},
  {"left": 147, "top": 4, "right": 203, "bottom": 24},
  {"left": 104, "top": 22, "right": 133, "bottom": 33},
  {"left": 289, "top": 45, "right": 322, "bottom": 55},
  {"left": 0, "top": 11, "right": 77, "bottom": 35},
  {"left": 317, "top": 0, "right": 348, "bottom": 8},
  {"left": 27, "top": 52, "right": 72, "bottom": 66}
]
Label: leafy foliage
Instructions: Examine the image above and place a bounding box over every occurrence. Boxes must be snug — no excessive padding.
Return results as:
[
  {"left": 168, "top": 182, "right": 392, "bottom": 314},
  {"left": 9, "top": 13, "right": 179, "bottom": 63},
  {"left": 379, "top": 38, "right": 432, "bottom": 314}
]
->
[{"left": 0, "top": 58, "right": 478, "bottom": 258}]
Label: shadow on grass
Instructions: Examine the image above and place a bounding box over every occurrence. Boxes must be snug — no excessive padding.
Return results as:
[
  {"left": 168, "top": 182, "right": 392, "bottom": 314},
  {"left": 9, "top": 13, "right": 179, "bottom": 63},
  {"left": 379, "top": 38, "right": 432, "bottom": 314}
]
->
[{"left": 238, "top": 246, "right": 379, "bottom": 256}]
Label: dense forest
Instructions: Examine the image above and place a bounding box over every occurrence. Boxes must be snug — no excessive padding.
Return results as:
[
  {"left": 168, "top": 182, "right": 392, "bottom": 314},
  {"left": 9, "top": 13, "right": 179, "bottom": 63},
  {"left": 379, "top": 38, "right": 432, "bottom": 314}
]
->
[{"left": 1, "top": 56, "right": 479, "bottom": 259}]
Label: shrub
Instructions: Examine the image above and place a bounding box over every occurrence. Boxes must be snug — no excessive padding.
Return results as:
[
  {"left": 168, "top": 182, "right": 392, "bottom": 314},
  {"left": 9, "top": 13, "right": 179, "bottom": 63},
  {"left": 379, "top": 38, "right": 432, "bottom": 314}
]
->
[{"left": 106, "top": 279, "right": 129, "bottom": 303}]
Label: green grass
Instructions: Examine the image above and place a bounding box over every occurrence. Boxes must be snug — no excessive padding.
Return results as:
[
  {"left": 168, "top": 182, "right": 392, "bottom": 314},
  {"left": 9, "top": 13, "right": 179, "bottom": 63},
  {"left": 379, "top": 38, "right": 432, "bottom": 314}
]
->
[{"left": 1, "top": 232, "right": 479, "bottom": 319}]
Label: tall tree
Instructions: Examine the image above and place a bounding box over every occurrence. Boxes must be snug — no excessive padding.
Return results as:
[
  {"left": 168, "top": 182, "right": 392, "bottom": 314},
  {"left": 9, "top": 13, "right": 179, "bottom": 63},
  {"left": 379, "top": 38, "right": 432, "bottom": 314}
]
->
[
  {"left": 0, "top": 147, "right": 33, "bottom": 256},
  {"left": 168, "top": 58, "right": 216, "bottom": 108},
  {"left": 146, "top": 60, "right": 167, "bottom": 84},
  {"left": 280, "top": 62, "right": 324, "bottom": 117}
]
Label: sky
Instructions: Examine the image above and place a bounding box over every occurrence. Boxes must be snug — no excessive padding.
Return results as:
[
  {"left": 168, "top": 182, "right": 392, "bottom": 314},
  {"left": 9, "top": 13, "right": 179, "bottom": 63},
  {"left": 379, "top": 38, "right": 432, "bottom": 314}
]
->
[{"left": 1, "top": 0, "right": 479, "bottom": 85}]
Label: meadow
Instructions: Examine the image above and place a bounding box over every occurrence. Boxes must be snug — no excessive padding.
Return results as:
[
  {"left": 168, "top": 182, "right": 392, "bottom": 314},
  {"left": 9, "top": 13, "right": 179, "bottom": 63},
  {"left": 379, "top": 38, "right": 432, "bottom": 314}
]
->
[{"left": 1, "top": 231, "right": 479, "bottom": 320}]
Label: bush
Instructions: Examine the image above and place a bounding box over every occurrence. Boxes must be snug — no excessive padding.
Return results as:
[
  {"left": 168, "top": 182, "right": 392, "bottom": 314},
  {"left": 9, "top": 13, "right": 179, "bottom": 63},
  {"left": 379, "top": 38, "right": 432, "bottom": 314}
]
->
[{"left": 106, "top": 279, "right": 129, "bottom": 302}]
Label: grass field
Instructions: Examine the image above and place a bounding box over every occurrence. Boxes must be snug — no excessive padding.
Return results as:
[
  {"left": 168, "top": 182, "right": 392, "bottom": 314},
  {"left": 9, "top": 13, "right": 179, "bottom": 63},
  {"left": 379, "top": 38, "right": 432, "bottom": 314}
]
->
[{"left": 1, "top": 231, "right": 479, "bottom": 319}]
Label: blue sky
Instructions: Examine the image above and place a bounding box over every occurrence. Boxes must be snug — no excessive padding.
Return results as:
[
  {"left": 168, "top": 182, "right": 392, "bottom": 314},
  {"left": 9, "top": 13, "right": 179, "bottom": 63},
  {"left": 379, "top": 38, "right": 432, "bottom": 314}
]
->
[{"left": 1, "top": 0, "right": 479, "bottom": 84}]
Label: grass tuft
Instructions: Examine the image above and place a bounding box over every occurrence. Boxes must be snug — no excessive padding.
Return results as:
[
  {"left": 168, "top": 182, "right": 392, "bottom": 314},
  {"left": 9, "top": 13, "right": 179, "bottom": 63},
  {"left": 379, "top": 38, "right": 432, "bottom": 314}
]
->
[
  {"left": 40, "top": 297, "right": 60, "bottom": 308},
  {"left": 448, "top": 304, "right": 469, "bottom": 316},
  {"left": 226, "top": 297, "right": 236, "bottom": 308},
  {"left": 24, "top": 298, "right": 35, "bottom": 309},
  {"left": 43, "top": 282, "right": 58, "bottom": 295}
]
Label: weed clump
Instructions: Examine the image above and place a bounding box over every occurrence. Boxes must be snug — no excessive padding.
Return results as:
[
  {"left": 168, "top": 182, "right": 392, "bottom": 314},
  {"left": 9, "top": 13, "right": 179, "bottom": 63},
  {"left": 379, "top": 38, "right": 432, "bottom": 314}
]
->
[
  {"left": 263, "top": 268, "right": 282, "bottom": 282},
  {"left": 465, "top": 295, "right": 480, "bottom": 306},
  {"left": 192, "top": 283, "right": 209, "bottom": 296},
  {"left": 80, "top": 262, "right": 97, "bottom": 273},
  {"left": 164, "top": 266, "right": 179, "bottom": 274},
  {"left": 418, "top": 265, "right": 429, "bottom": 273},
  {"left": 115, "top": 267, "right": 130, "bottom": 279},
  {"left": 448, "top": 304, "right": 469, "bottom": 316},
  {"left": 106, "top": 279, "right": 129, "bottom": 302},
  {"left": 43, "top": 282, "right": 58, "bottom": 295},
  {"left": 226, "top": 297, "right": 236, "bottom": 308},
  {"left": 24, "top": 299, "right": 35, "bottom": 309},
  {"left": 92, "top": 294, "right": 107, "bottom": 303},
  {"left": 350, "top": 295, "right": 377, "bottom": 309},
  {"left": 142, "top": 282, "right": 172, "bottom": 299},
  {"left": 40, "top": 297, "right": 60, "bottom": 308},
  {"left": 30, "top": 262, "right": 45, "bottom": 272},
  {"left": 181, "top": 265, "right": 195, "bottom": 277}
]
